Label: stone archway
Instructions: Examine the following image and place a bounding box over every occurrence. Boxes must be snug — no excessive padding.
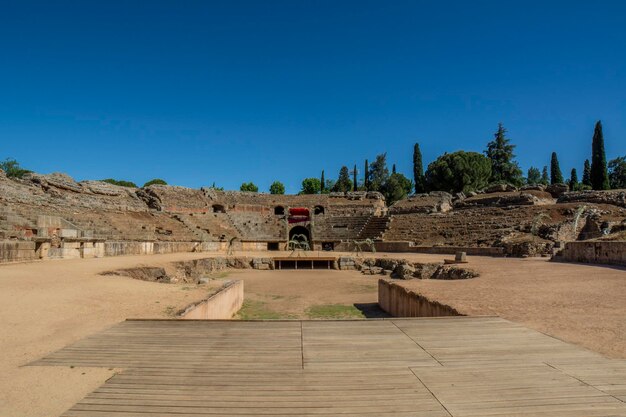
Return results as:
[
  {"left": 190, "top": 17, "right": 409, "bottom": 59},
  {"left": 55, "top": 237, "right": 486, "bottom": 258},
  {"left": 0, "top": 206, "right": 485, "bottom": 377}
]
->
[{"left": 289, "top": 225, "right": 311, "bottom": 249}]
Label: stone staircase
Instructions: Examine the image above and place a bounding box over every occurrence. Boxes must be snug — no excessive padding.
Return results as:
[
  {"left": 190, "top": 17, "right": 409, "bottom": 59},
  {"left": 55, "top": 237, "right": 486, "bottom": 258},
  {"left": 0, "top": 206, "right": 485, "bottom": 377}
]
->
[{"left": 358, "top": 215, "right": 390, "bottom": 240}]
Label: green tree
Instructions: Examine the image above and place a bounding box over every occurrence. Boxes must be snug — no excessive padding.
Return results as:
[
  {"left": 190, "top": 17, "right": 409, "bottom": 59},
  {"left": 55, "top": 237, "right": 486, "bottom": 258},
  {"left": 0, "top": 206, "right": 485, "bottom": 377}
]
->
[
  {"left": 425, "top": 151, "right": 492, "bottom": 194},
  {"left": 383, "top": 172, "right": 413, "bottom": 205},
  {"left": 0, "top": 158, "right": 32, "bottom": 178},
  {"left": 485, "top": 123, "right": 523, "bottom": 185},
  {"left": 240, "top": 182, "right": 258, "bottom": 192},
  {"left": 590, "top": 120, "right": 610, "bottom": 190},
  {"left": 364, "top": 159, "right": 369, "bottom": 191},
  {"left": 320, "top": 170, "right": 325, "bottom": 193},
  {"left": 541, "top": 166, "right": 549, "bottom": 185},
  {"left": 550, "top": 152, "right": 564, "bottom": 184},
  {"left": 143, "top": 178, "right": 167, "bottom": 187},
  {"left": 582, "top": 159, "right": 592, "bottom": 187},
  {"left": 323, "top": 179, "right": 335, "bottom": 193},
  {"left": 102, "top": 178, "right": 137, "bottom": 187},
  {"left": 269, "top": 181, "right": 285, "bottom": 194},
  {"left": 332, "top": 166, "right": 352, "bottom": 193},
  {"left": 392, "top": 164, "right": 396, "bottom": 174},
  {"left": 353, "top": 164, "right": 357, "bottom": 191},
  {"left": 368, "top": 153, "right": 389, "bottom": 192},
  {"left": 300, "top": 177, "right": 321, "bottom": 194},
  {"left": 569, "top": 168, "right": 579, "bottom": 190},
  {"left": 608, "top": 156, "right": 626, "bottom": 189},
  {"left": 526, "top": 167, "right": 541, "bottom": 185},
  {"left": 413, "top": 143, "right": 425, "bottom": 194}
]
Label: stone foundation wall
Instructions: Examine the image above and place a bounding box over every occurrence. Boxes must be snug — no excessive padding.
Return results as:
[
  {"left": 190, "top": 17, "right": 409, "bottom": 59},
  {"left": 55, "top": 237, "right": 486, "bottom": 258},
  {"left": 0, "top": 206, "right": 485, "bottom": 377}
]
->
[
  {"left": 0, "top": 241, "right": 37, "bottom": 263},
  {"left": 180, "top": 280, "right": 244, "bottom": 319},
  {"left": 378, "top": 279, "right": 462, "bottom": 317},
  {"left": 556, "top": 241, "right": 626, "bottom": 266}
]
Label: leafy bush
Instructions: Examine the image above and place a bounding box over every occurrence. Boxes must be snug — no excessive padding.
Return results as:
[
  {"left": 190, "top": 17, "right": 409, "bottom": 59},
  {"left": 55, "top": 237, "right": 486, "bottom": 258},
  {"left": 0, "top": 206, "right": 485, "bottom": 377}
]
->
[
  {"left": 240, "top": 182, "right": 259, "bottom": 192},
  {"left": 143, "top": 178, "right": 167, "bottom": 187},
  {"left": 300, "top": 177, "right": 321, "bottom": 194},
  {"left": 102, "top": 178, "right": 138, "bottom": 187},
  {"left": 383, "top": 173, "right": 413, "bottom": 205},
  {"left": 0, "top": 158, "right": 31, "bottom": 178},
  {"left": 608, "top": 156, "right": 626, "bottom": 189},
  {"left": 425, "top": 151, "right": 492, "bottom": 194},
  {"left": 269, "top": 181, "right": 285, "bottom": 194}
]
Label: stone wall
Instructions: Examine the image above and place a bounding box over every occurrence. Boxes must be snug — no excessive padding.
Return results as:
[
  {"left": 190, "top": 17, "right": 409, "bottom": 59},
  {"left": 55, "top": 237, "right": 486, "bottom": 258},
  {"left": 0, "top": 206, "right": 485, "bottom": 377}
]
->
[
  {"left": 555, "top": 241, "right": 626, "bottom": 266},
  {"left": 0, "top": 241, "right": 37, "bottom": 263},
  {"left": 378, "top": 279, "right": 461, "bottom": 317},
  {"left": 374, "top": 241, "right": 505, "bottom": 256},
  {"left": 180, "top": 280, "right": 244, "bottom": 320}
]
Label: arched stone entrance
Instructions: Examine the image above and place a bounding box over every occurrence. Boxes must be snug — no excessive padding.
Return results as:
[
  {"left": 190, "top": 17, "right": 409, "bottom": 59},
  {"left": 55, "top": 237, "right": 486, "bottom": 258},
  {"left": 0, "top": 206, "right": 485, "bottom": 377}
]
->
[{"left": 289, "top": 225, "right": 311, "bottom": 250}]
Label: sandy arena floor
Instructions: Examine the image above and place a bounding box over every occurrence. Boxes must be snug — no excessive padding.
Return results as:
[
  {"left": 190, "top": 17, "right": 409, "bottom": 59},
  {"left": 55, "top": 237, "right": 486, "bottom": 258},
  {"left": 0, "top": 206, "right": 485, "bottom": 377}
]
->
[{"left": 0, "top": 251, "right": 625, "bottom": 417}]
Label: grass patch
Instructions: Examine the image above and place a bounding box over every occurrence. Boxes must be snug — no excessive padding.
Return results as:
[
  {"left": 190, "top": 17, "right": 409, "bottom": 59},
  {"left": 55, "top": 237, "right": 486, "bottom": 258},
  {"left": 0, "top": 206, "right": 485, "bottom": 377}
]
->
[
  {"left": 236, "top": 299, "right": 286, "bottom": 320},
  {"left": 306, "top": 304, "right": 365, "bottom": 319},
  {"left": 163, "top": 305, "right": 177, "bottom": 317}
]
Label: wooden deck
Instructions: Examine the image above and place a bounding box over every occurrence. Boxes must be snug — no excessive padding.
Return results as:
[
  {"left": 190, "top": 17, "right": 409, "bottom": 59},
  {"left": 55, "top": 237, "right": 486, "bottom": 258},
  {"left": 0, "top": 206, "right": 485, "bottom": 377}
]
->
[{"left": 31, "top": 317, "right": 626, "bottom": 416}]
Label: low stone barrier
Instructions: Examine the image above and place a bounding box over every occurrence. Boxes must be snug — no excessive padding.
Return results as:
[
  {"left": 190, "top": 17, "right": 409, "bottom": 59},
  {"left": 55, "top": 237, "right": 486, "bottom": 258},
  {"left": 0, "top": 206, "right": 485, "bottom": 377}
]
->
[
  {"left": 378, "top": 279, "right": 461, "bottom": 317},
  {"left": 180, "top": 280, "right": 244, "bottom": 319},
  {"left": 555, "top": 241, "right": 626, "bottom": 266},
  {"left": 374, "top": 241, "right": 505, "bottom": 256}
]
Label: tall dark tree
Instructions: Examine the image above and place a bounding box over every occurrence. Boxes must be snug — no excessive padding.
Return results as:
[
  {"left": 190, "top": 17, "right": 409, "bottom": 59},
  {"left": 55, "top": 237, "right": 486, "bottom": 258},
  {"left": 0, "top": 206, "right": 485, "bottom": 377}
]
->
[
  {"left": 368, "top": 153, "right": 389, "bottom": 192},
  {"left": 320, "top": 170, "right": 325, "bottom": 193},
  {"left": 484, "top": 123, "right": 523, "bottom": 186},
  {"left": 364, "top": 159, "right": 369, "bottom": 191},
  {"left": 353, "top": 164, "right": 358, "bottom": 191},
  {"left": 590, "top": 120, "right": 610, "bottom": 190},
  {"left": 526, "top": 167, "right": 541, "bottom": 185},
  {"left": 413, "top": 143, "right": 425, "bottom": 194},
  {"left": 569, "top": 168, "right": 579, "bottom": 190},
  {"left": 550, "top": 152, "right": 564, "bottom": 184},
  {"left": 541, "top": 166, "right": 550, "bottom": 185},
  {"left": 392, "top": 164, "right": 396, "bottom": 174},
  {"left": 332, "top": 166, "right": 352, "bottom": 193},
  {"left": 582, "top": 159, "right": 592, "bottom": 187}
]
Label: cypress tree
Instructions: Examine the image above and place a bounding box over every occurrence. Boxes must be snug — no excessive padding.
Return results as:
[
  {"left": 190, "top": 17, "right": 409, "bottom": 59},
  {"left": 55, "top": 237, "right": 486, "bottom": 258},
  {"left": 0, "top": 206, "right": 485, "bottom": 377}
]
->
[
  {"left": 582, "top": 159, "right": 592, "bottom": 186},
  {"left": 569, "top": 168, "right": 578, "bottom": 190},
  {"left": 320, "top": 170, "right": 325, "bottom": 193},
  {"left": 590, "top": 120, "right": 610, "bottom": 190},
  {"left": 550, "top": 152, "right": 564, "bottom": 184},
  {"left": 413, "top": 143, "right": 425, "bottom": 193},
  {"left": 485, "top": 123, "right": 523, "bottom": 185},
  {"left": 332, "top": 166, "right": 352, "bottom": 193},
  {"left": 364, "top": 159, "right": 369, "bottom": 191},
  {"left": 353, "top": 164, "right": 357, "bottom": 191},
  {"left": 392, "top": 164, "right": 396, "bottom": 174},
  {"left": 541, "top": 166, "right": 549, "bottom": 185}
]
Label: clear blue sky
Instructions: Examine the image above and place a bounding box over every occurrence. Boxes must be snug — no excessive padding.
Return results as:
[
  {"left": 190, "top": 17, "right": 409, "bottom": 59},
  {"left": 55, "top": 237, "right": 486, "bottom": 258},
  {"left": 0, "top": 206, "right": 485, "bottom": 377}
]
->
[{"left": 1, "top": 1, "right": 624, "bottom": 193}]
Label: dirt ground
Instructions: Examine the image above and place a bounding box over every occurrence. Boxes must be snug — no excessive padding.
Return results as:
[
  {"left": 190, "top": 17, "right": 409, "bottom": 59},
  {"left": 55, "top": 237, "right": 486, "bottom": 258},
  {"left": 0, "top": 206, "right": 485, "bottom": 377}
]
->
[{"left": 1, "top": 250, "right": 625, "bottom": 417}]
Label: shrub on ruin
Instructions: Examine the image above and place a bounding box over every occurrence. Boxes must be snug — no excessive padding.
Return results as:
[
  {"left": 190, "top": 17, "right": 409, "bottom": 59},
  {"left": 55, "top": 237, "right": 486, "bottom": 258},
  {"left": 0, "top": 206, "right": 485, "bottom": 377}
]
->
[
  {"left": 300, "top": 177, "right": 321, "bottom": 194},
  {"left": 102, "top": 178, "right": 138, "bottom": 187},
  {"left": 143, "top": 178, "right": 167, "bottom": 187},
  {"left": 240, "top": 182, "right": 259, "bottom": 192},
  {"left": 269, "top": 181, "right": 285, "bottom": 194},
  {"left": 0, "top": 158, "right": 32, "bottom": 178},
  {"left": 425, "top": 151, "right": 491, "bottom": 194},
  {"left": 608, "top": 156, "right": 626, "bottom": 189}
]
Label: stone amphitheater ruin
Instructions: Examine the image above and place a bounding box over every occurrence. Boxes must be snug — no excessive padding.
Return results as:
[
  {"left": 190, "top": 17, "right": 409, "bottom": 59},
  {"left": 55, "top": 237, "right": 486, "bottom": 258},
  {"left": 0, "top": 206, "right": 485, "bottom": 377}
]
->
[
  {"left": 3, "top": 169, "right": 626, "bottom": 417},
  {"left": 1, "top": 169, "right": 625, "bottom": 264}
]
